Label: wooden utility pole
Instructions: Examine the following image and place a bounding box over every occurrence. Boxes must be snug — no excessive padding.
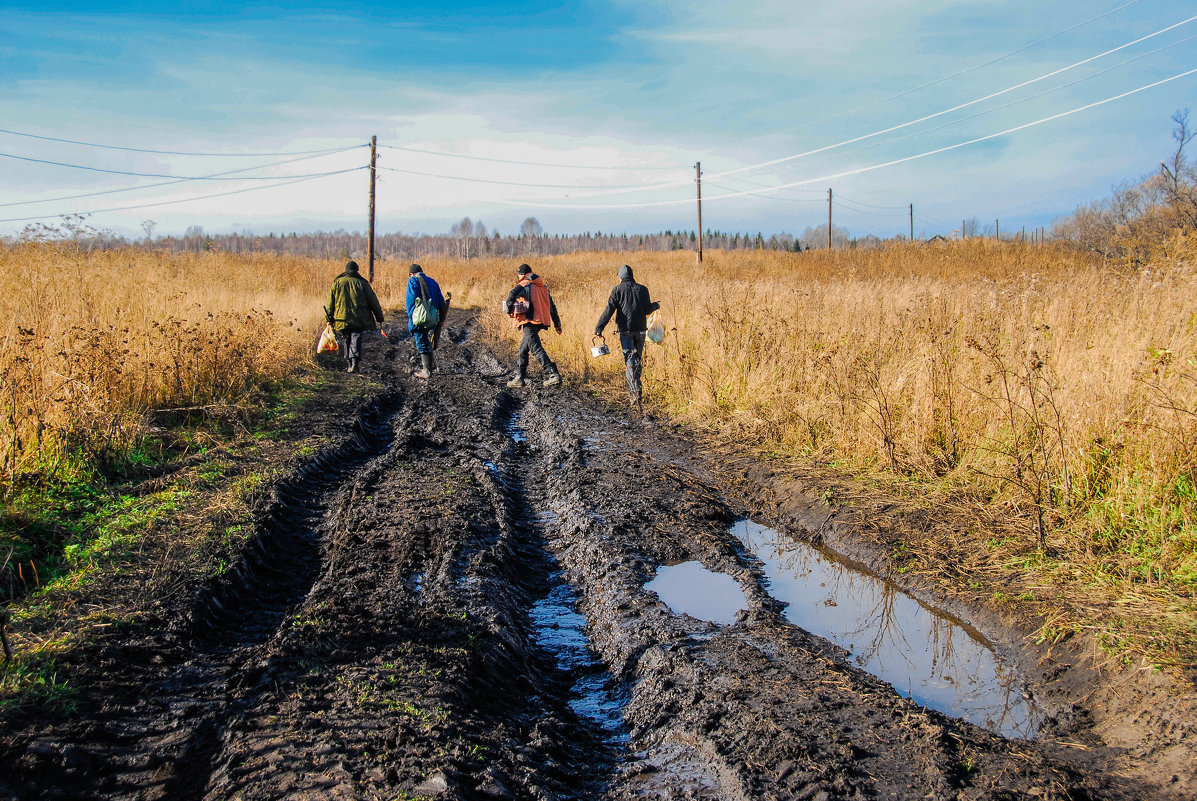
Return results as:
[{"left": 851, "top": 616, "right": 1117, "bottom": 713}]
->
[
  {"left": 909, "top": 203, "right": 914, "bottom": 242},
  {"left": 827, "top": 188, "right": 833, "bottom": 250},
  {"left": 368, "top": 135, "right": 377, "bottom": 282},
  {"left": 995, "top": 219, "right": 1000, "bottom": 240},
  {"left": 695, "top": 162, "right": 703, "bottom": 263},
  {"left": 962, "top": 219, "right": 966, "bottom": 240}
]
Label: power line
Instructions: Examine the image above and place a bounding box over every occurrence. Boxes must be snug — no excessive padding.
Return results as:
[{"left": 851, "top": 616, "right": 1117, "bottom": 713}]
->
[
  {"left": 379, "top": 143, "right": 683, "bottom": 171},
  {"left": 717, "top": 0, "right": 1150, "bottom": 149},
  {"left": 0, "top": 149, "right": 369, "bottom": 208},
  {"left": 0, "top": 168, "right": 366, "bottom": 224},
  {"left": 377, "top": 165, "right": 683, "bottom": 191},
  {"left": 432, "top": 16, "right": 1197, "bottom": 203},
  {"left": 704, "top": 13, "right": 1197, "bottom": 182},
  {"left": 498, "top": 67, "right": 1197, "bottom": 210},
  {"left": 774, "top": 33, "right": 1197, "bottom": 174},
  {"left": 0, "top": 148, "right": 367, "bottom": 182},
  {"left": 0, "top": 127, "right": 364, "bottom": 158}
]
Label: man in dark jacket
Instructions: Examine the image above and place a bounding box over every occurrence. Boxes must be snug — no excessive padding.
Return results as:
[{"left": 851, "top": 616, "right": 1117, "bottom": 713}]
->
[
  {"left": 404, "top": 263, "right": 447, "bottom": 379},
  {"left": 503, "top": 263, "right": 562, "bottom": 388},
  {"left": 327, "top": 260, "right": 385, "bottom": 374},
  {"left": 595, "top": 264, "right": 659, "bottom": 408}
]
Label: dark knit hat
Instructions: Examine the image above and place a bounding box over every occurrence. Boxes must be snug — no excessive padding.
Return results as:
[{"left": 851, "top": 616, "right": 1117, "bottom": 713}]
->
[
  {"left": 517, "top": 263, "right": 532, "bottom": 275},
  {"left": 345, "top": 260, "right": 359, "bottom": 273},
  {"left": 409, "top": 263, "right": 423, "bottom": 274}
]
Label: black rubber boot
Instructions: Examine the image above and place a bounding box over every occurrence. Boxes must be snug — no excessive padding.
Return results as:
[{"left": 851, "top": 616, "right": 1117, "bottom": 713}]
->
[{"left": 415, "top": 353, "right": 433, "bottom": 379}]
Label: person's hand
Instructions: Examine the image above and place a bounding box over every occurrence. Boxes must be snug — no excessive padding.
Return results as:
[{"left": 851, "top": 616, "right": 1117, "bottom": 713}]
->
[{"left": 555, "top": 325, "right": 563, "bottom": 335}]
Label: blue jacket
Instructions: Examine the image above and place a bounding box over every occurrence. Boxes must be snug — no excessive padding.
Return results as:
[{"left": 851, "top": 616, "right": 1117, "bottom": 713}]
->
[{"left": 405, "top": 273, "right": 447, "bottom": 332}]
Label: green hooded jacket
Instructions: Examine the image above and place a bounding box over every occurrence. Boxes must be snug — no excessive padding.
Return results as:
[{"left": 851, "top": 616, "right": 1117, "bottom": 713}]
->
[{"left": 327, "top": 271, "right": 385, "bottom": 332}]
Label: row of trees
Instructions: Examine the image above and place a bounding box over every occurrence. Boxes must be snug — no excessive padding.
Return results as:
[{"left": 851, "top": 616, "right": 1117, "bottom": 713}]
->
[{"left": 1052, "top": 111, "right": 1197, "bottom": 263}]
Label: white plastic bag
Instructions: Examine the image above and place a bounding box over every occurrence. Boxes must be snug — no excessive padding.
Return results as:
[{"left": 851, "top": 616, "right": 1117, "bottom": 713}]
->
[
  {"left": 317, "top": 323, "right": 338, "bottom": 353},
  {"left": 646, "top": 310, "right": 665, "bottom": 344}
]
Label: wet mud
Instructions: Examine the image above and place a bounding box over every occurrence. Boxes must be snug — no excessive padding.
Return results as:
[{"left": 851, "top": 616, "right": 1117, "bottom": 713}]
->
[{"left": 1, "top": 309, "right": 1190, "bottom": 800}]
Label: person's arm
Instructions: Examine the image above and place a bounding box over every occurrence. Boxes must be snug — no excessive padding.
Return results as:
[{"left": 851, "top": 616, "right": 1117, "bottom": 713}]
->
[
  {"left": 594, "top": 294, "right": 616, "bottom": 336},
  {"left": 367, "top": 284, "right": 384, "bottom": 325},
  {"left": 503, "top": 284, "right": 525, "bottom": 315},
  {"left": 549, "top": 295, "right": 561, "bottom": 333},
  {"left": 405, "top": 277, "right": 417, "bottom": 318},
  {"left": 639, "top": 285, "right": 659, "bottom": 315},
  {"left": 327, "top": 284, "right": 337, "bottom": 323}
]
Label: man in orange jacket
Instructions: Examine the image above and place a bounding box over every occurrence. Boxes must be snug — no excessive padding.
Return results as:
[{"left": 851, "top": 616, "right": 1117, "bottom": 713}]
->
[{"left": 503, "top": 263, "right": 562, "bottom": 388}]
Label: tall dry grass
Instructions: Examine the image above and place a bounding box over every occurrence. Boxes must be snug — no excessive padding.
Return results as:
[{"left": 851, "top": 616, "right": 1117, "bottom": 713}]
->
[
  {"left": 432, "top": 241, "right": 1197, "bottom": 600},
  {"left": 3, "top": 239, "right": 1194, "bottom": 605},
  {"left": 0, "top": 244, "right": 407, "bottom": 481}
]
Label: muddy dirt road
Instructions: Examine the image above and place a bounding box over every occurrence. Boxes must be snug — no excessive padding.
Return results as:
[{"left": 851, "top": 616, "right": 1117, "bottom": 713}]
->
[{"left": 2, "top": 310, "right": 1188, "bottom": 799}]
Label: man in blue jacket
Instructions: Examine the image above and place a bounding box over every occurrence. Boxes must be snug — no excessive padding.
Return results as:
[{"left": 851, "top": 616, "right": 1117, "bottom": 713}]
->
[
  {"left": 595, "top": 264, "right": 659, "bottom": 409},
  {"left": 405, "top": 263, "right": 447, "bottom": 379}
]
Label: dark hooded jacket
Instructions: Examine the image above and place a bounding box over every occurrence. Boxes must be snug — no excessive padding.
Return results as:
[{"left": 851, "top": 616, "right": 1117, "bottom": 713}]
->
[{"left": 595, "top": 265, "right": 659, "bottom": 335}]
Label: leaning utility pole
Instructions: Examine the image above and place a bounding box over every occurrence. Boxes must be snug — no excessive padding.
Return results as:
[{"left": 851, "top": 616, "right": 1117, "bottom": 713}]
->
[
  {"left": 368, "top": 135, "right": 377, "bottom": 282},
  {"left": 827, "top": 188, "right": 833, "bottom": 250},
  {"left": 695, "top": 162, "right": 703, "bottom": 263}
]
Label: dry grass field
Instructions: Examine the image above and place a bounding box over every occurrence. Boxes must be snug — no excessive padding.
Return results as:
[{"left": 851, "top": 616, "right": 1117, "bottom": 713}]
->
[{"left": 2, "top": 236, "right": 1195, "bottom": 667}]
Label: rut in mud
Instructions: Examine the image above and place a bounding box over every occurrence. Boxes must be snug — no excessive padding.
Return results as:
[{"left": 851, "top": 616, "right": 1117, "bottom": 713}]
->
[{"left": 1, "top": 308, "right": 1185, "bottom": 800}]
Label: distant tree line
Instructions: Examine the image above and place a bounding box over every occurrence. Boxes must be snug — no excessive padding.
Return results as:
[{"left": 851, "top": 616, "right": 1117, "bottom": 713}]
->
[{"left": 5, "top": 214, "right": 904, "bottom": 257}]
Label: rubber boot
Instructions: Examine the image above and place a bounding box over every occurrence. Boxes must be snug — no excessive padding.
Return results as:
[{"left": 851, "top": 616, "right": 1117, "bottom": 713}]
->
[
  {"left": 415, "top": 353, "right": 432, "bottom": 379},
  {"left": 428, "top": 353, "right": 437, "bottom": 373},
  {"left": 346, "top": 358, "right": 357, "bottom": 374}
]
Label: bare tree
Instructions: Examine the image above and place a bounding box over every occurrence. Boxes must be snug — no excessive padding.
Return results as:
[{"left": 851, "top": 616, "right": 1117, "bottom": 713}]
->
[
  {"left": 519, "top": 217, "right": 543, "bottom": 238},
  {"left": 141, "top": 219, "right": 157, "bottom": 245}
]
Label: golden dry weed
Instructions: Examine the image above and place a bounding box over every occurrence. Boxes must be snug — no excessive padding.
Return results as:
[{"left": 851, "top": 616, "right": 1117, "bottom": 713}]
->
[{"left": 3, "top": 239, "right": 1195, "bottom": 664}]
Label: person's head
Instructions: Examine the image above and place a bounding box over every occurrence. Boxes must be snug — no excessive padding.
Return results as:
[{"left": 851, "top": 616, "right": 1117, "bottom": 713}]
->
[
  {"left": 618, "top": 264, "right": 634, "bottom": 281},
  {"left": 344, "top": 260, "right": 359, "bottom": 273},
  {"left": 517, "top": 263, "right": 532, "bottom": 277},
  {"left": 409, "top": 263, "right": 423, "bottom": 274}
]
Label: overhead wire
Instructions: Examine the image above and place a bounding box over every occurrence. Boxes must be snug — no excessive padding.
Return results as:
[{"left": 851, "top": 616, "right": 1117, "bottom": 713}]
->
[
  {"left": 377, "top": 164, "right": 684, "bottom": 191},
  {"left": 718, "top": 0, "right": 1150, "bottom": 148},
  {"left": 378, "top": 143, "right": 683, "bottom": 171},
  {"left": 0, "top": 127, "right": 364, "bottom": 158},
  {"left": 702, "top": 12, "right": 1197, "bottom": 182},
  {"left": 0, "top": 168, "right": 367, "bottom": 224},
  {"left": 0, "top": 149, "right": 370, "bottom": 208},
  {"left": 0, "top": 149, "right": 367, "bottom": 182},
  {"left": 496, "top": 67, "right": 1197, "bottom": 210},
  {"left": 405, "top": 15, "right": 1196, "bottom": 201},
  {"left": 766, "top": 32, "right": 1197, "bottom": 175}
]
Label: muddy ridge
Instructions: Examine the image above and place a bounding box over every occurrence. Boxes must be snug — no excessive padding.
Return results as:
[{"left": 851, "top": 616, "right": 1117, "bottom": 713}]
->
[{"left": 2, "top": 309, "right": 1192, "bottom": 800}]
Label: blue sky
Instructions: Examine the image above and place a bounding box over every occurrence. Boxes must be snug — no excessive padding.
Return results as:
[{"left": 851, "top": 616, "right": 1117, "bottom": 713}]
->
[{"left": 2, "top": 0, "right": 1195, "bottom": 241}]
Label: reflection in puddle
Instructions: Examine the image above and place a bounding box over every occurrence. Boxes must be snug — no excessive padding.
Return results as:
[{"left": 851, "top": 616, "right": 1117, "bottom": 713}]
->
[
  {"left": 733, "top": 520, "right": 1040, "bottom": 739},
  {"left": 506, "top": 411, "right": 527, "bottom": 443},
  {"left": 646, "top": 561, "right": 747, "bottom": 625},
  {"left": 531, "top": 577, "right": 629, "bottom": 745}
]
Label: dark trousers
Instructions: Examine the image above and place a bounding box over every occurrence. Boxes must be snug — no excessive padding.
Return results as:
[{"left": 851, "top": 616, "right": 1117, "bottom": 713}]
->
[
  {"left": 619, "top": 330, "right": 646, "bottom": 401},
  {"left": 411, "top": 327, "right": 434, "bottom": 355},
  {"left": 517, "top": 325, "right": 556, "bottom": 376},
  {"left": 337, "top": 329, "right": 364, "bottom": 363}
]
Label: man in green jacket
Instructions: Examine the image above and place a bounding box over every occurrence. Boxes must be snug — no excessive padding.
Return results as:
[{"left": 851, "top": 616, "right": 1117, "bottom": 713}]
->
[{"left": 326, "top": 260, "right": 385, "bottom": 373}]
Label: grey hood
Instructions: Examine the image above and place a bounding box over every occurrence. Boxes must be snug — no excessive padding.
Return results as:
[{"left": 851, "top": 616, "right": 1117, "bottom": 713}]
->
[{"left": 618, "top": 264, "right": 634, "bottom": 281}]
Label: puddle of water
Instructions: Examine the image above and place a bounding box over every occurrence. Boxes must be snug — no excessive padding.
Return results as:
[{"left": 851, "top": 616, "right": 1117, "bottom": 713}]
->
[
  {"left": 506, "top": 411, "right": 527, "bottom": 443},
  {"left": 530, "top": 577, "right": 628, "bottom": 744},
  {"left": 646, "top": 561, "right": 747, "bottom": 625},
  {"left": 731, "top": 519, "right": 1041, "bottom": 739}
]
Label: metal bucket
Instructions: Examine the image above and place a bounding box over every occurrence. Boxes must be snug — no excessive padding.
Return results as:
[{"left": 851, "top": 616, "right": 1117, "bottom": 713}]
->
[{"left": 590, "top": 335, "right": 610, "bottom": 357}]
